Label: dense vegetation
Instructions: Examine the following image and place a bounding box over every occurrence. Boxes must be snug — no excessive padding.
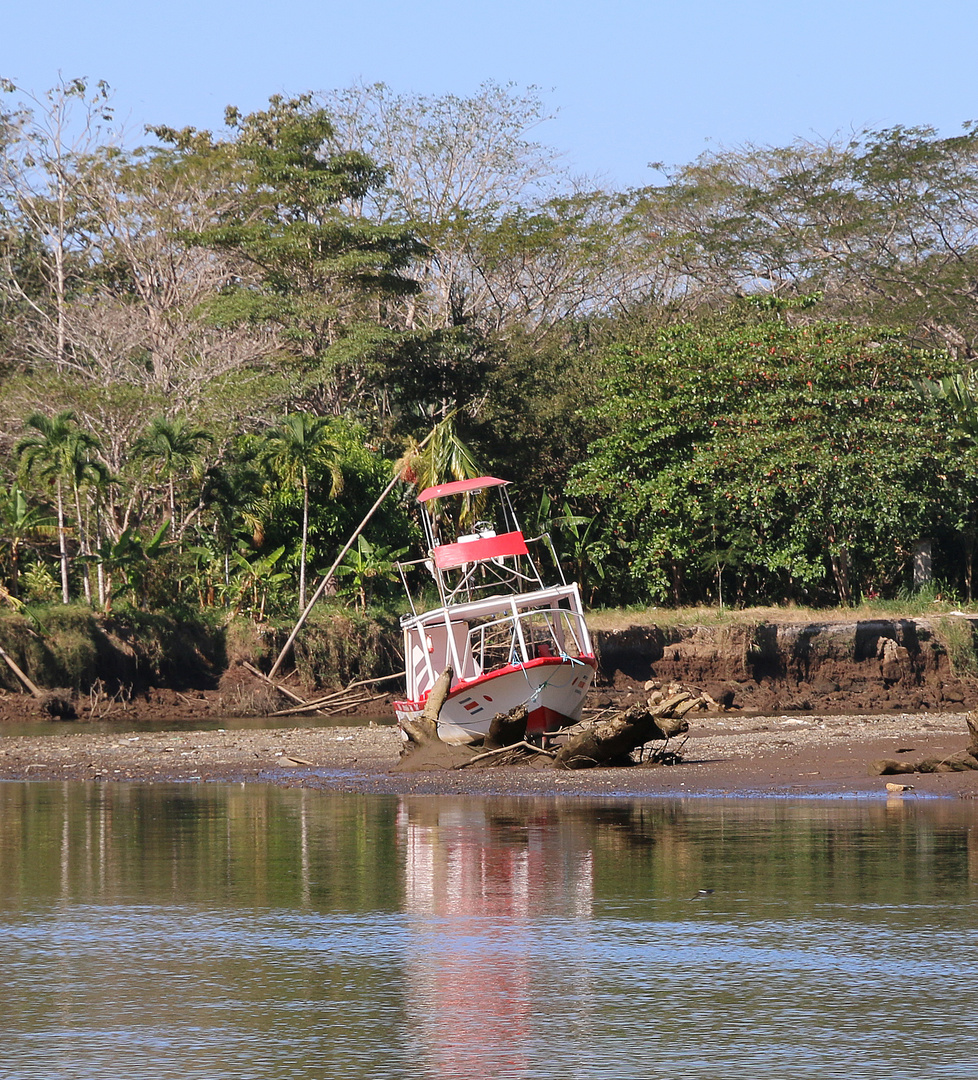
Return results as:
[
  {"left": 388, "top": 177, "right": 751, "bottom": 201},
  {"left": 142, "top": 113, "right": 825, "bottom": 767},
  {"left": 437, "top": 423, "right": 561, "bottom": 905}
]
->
[{"left": 3, "top": 77, "right": 978, "bottom": 624}]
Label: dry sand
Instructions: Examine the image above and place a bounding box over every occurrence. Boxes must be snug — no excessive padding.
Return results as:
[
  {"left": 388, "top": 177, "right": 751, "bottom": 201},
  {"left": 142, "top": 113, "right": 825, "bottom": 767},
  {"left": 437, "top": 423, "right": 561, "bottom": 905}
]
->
[{"left": 2, "top": 709, "right": 977, "bottom": 799}]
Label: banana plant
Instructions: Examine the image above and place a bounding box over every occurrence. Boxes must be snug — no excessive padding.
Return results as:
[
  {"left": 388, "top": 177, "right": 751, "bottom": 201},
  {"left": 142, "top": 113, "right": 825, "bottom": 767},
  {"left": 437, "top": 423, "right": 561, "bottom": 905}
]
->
[
  {"left": 83, "top": 521, "right": 170, "bottom": 610},
  {"left": 333, "top": 535, "right": 410, "bottom": 612},
  {"left": 226, "top": 545, "right": 291, "bottom": 622}
]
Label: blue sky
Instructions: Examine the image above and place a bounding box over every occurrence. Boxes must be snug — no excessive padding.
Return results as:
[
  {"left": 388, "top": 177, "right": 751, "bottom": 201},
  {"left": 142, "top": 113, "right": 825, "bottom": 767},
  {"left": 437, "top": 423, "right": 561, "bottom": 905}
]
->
[{"left": 2, "top": 0, "right": 976, "bottom": 189}]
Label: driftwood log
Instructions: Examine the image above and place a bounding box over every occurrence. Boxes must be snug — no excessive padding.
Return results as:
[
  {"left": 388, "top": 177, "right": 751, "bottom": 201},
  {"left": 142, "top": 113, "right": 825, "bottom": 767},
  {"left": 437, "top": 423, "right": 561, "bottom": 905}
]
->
[
  {"left": 0, "top": 644, "right": 42, "bottom": 697},
  {"left": 397, "top": 672, "right": 715, "bottom": 771},
  {"left": 870, "top": 710, "right": 978, "bottom": 775},
  {"left": 553, "top": 691, "right": 701, "bottom": 770},
  {"left": 486, "top": 704, "right": 528, "bottom": 749},
  {"left": 399, "top": 667, "right": 454, "bottom": 753}
]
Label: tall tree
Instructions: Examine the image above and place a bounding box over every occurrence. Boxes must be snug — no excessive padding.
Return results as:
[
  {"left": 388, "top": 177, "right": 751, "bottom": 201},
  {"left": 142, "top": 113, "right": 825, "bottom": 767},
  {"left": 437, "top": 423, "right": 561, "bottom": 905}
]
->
[
  {"left": 0, "top": 76, "right": 115, "bottom": 369},
  {"left": 259, "top": 413, "right": 343, "bottom": 611},
  {"left": 15, "top": 410, "right": 106, "bottom": 603},
  {"left": 646, "top": 125, "right": 978, "bottom": 355},
  {"left": 163, "top": 95, "right": 425, "bottom": 415},
  {"left": 321, "top": 81, "right": 574, "bottom": 332},
  {"left": 133, "top": 416, "right": 214, "bottom": 539}
]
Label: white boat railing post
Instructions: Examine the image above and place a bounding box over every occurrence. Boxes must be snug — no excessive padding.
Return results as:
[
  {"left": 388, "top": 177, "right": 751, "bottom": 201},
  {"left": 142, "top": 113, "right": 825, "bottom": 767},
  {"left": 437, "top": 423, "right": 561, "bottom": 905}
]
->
[
  {"left": 511, "top": 599, "right": 530, "bottom": 663},
  {"left": 417, "top": 624, "right": 438, "bottom": 695},
  {"left": 443, "top": 609, "right": 465, "bottom": 685}
]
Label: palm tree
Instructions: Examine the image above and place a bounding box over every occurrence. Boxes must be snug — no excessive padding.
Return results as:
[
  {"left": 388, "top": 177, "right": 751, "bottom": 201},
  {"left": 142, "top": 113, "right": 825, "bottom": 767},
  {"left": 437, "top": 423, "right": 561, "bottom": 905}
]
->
[
  {"left": 133, "top": 416, "right": 214, "bottom": 538},
  {"left": 395, "top": 414, "right": 483, "bottom": 530},
  {"left": 259, "top": 413, "right": 344, "bottom": 611},
  {"left": 396, "top": 414, "right": 481, "bottom": 492},
  {"left": 15, "top": 410, "right": 107, "bottom": 604}
]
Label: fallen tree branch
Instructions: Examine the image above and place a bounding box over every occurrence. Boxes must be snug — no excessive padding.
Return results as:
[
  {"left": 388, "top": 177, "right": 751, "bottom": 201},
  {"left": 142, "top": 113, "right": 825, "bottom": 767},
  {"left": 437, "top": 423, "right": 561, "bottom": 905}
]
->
[
  {"left": 243, "top": 662, "right": 307, "bottom": 705},
  {"left": 456, "top": 740, "right": 556, "bottom": 769},
  {"left": 554, "top": 689, "right": 710, "bottom": 770},
  {"left": 320, "top": 691, "right": 388, "bottom": 716},
  {"left": 0, "top": 644, "right": 42, "bottom": 697},
  {"left": 400, "top": 667, "right": 454, "bottom": 751}
]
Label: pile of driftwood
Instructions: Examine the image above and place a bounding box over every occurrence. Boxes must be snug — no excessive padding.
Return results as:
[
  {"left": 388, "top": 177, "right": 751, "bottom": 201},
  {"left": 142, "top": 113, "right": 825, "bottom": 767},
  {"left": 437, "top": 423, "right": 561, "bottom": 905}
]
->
[
  {"left": 242, "top": 662, "right": 393, "bottom": 717},
  {"left": 871, "top": 712, "right": 978, "bottom": 776},
  {"left": 399, "top": 670, "right": 717, "bottom": 770}
]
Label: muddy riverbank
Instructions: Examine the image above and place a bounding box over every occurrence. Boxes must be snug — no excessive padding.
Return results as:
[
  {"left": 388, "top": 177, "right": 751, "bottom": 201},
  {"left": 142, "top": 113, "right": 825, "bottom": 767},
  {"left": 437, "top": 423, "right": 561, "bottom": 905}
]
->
[
  {"left": 4, "top": 612, "right": 978, "bottom": 798},
  {"left": 4, "top": 614, "right": 978, "bottom": 727},
  {"left": 2, "top": 710, "right": 977, "bottom": 799}
]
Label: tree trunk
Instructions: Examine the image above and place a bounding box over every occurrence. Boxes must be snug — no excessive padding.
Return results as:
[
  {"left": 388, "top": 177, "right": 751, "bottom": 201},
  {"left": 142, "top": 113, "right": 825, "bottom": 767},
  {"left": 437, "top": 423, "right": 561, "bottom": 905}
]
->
[
  {"left": 485, "top": 704, "right": 529, "bottom": 749},
  {"left": 400, "top": 667, "right": 454, "bottom": 751},
  {"left": 268, "top": 422, "right": 441, "bottom": 681},
  {"left": 73, "top": 482, "right": 91, "bottom": 605},
  {"left": 299, "top": 470, "right": 309, "bottom": 612},
  {"left": 56, "top": 480, "right": 69, "bottom": 604},
  {"left": 554, "top": 696, "right": 693, "bottom": 770}
]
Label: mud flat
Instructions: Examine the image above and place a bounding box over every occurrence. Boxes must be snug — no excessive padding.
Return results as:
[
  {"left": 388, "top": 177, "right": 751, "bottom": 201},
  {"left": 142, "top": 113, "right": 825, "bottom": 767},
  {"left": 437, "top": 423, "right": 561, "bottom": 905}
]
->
[{"left": 1, "top": 710, "right": 976, "bottom": 799}]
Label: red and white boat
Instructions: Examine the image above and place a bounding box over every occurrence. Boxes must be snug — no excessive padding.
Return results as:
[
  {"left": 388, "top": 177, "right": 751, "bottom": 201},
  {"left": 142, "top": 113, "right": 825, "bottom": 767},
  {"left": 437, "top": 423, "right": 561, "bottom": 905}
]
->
[{"left": 393, "top": 477, "right": 596, "bottom": 744}]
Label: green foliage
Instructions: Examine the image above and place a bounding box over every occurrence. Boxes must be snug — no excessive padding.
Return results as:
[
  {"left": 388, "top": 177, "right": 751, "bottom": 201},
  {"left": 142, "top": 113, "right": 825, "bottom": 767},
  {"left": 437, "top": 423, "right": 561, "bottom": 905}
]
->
[
  {"left": 176, "top": 95, "right": 425, "bottom": 361},
  {"left": 935, "top": 616, "right": 978, "bottom": 678},
  {"left": 12, "top": 82, "right": 978, "bottom": 623},
  {"left": 570, "top": 316, "right": 974, "bottom": 606},
  {"left": 87, "top": 520, "right": 171, "bottom": 609},
  {"left": 334, "top": 535, "right": 409, "bottom": 612},
  {"left": 291, "top": 606, "right": 399, "bottom": 688},
  {"left": 0, "top": 483, "right": 55, "bottom": 600},
  {"left": 650, "top": 124, "right": 978, "bottom": 353},
  {"left": 226, "top": 545, "right": 291, "bottom": 622}
]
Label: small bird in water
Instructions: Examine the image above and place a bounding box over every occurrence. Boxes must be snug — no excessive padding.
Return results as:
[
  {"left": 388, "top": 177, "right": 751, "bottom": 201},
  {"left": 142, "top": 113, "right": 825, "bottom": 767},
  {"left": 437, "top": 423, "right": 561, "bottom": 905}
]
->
[{"left": 686, "top": 889, "right": 715, "bottom": 901}]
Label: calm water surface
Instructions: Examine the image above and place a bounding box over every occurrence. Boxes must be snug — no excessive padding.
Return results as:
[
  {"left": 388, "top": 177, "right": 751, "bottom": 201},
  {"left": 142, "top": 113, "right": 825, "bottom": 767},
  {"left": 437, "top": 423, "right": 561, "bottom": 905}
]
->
[{"left": 1, "top": 784, "right": 976, "bottom": 1079}]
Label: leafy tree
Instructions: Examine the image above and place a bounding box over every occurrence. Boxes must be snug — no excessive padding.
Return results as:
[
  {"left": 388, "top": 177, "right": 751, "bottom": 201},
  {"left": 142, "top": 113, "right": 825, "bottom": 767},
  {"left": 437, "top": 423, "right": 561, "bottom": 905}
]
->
[
  {"left": 570, "top": 315, "right": 974, "bottom": 605},
  {"left": 646, "top": 125, "right": 978, "bottom": 355},
  {"left": 164, "top": 95, "right": 426, "bottom": 415}
]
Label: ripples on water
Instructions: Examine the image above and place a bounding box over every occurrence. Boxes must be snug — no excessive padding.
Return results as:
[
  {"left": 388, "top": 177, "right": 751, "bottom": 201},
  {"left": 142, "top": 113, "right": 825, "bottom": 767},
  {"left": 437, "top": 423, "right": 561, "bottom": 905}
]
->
[{"left": 1, "top": 784, "right": 976, "bottom": 1079}]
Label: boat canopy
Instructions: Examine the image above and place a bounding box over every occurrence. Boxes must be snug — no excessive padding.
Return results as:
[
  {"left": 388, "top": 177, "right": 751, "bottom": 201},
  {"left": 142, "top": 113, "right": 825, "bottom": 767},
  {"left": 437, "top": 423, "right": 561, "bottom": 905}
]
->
[{"left": 417, "top": 476, "right": 509, "bottom": 503}]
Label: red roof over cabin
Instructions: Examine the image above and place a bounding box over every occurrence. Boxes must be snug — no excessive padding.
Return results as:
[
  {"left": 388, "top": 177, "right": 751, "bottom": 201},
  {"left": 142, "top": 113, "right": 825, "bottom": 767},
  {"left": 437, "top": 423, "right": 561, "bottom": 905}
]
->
[{"left": 417, "top": 476, "right": 509, "bottom": 503}]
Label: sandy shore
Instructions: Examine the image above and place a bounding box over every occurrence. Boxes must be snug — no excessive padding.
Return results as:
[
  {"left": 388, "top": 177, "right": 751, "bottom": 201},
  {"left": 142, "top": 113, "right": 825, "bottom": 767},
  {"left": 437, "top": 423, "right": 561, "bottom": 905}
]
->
[{"left": 2, "top": 710, "right": 977, "bottom": 798}]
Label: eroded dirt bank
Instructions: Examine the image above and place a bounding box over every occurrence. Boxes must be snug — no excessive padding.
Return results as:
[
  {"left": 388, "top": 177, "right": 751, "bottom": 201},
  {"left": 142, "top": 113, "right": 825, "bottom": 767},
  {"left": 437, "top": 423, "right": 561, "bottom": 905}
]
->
[
  {"left": 3, "top": 615, "right": 977, "bottom": 726},
  {"left": 595, "top": 616, "right": 978, "bottom": 715}
]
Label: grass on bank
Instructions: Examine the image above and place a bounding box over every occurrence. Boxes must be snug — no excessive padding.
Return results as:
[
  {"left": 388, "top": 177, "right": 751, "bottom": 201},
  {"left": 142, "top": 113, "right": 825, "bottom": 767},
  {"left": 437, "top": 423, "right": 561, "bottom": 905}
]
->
[{"left": 585, "top": 594, "right": 978, "bottom": 631}]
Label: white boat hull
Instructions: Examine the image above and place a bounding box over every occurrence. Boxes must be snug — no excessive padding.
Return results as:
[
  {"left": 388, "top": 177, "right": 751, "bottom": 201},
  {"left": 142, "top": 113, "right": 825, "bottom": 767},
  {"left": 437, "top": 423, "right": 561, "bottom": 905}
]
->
[{"left": 394, "top": 656, "right": 595, "bottom": 745}]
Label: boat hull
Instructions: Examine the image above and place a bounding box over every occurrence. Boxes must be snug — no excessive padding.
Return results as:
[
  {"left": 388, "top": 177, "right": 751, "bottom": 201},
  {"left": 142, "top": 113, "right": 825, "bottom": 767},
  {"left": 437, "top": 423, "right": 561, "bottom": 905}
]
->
[{"left": 394, "top": 655, "right": 596, "bottom": 745}]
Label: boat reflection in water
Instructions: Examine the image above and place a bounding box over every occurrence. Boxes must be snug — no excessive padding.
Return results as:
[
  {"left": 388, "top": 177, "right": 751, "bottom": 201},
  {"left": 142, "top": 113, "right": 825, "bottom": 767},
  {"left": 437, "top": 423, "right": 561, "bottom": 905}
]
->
[{"left": 398, "top": 798, "right": 594, "bottom": 1077}]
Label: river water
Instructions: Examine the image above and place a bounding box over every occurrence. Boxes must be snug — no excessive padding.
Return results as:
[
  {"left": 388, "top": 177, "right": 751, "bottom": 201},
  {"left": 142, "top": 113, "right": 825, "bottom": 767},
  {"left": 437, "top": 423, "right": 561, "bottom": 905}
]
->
[{"left": 1, "top": 784, "right": 976, "bottom": 1080}]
